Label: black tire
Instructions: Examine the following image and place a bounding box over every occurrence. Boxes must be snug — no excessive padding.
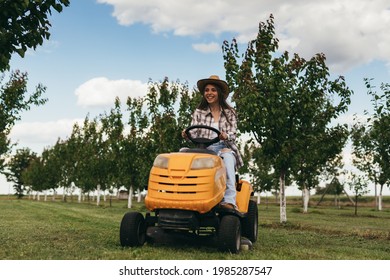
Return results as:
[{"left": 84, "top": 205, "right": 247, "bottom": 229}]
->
[
  {"left": 218, "top": 215, "right": 241, "bottom": 253},
  {"left": 242, "top": 200, "right": 258, "bottom": 243},
  {"left": 120, "top": 212, "right": 146, "bottom": 247}
]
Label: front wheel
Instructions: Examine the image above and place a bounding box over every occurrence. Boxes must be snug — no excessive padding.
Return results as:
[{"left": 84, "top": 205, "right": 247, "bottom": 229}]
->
[
  {"left": 120, "top": 212, "right": 146, "bottom": 247},
  {"left": 217, "top": 215, "right": 241, "bottom": 253}
]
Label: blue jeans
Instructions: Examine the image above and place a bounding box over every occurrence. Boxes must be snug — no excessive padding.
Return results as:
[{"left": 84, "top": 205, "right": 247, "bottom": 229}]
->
[{"left": 207, "top": 141, "right": 237, "bottom": 206}]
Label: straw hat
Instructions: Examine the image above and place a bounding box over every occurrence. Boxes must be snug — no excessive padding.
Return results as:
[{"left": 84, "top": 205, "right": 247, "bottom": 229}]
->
[{"left": 197, "top": 75, "right": 230, "bottom": 99}]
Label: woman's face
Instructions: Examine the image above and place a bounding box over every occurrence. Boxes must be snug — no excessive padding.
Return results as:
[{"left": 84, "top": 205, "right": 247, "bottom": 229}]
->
[{"left": 203, "top": 84, "right": 219, "bottom": 105}]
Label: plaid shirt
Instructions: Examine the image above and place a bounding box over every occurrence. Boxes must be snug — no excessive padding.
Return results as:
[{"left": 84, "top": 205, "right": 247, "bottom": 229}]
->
[{"left": 190, "top": 107, "right": 244, "bottom": 169}]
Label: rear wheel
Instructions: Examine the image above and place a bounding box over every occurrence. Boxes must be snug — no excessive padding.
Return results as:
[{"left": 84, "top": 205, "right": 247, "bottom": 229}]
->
[
  {"left": 218, "top": 215, "right": 241, "bottom": 253},
  {"left": 120, "top": 212, "right": 146, "bottom": 247},
  {"left": 242, "top": 200, "right": 258, "bottom": 243}
]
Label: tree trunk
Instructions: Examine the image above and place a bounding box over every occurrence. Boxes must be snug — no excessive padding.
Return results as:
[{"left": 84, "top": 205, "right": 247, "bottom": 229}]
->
[
  {"left": 378, "top": 184, "right": 383, "bottom": 211},
  {"left": 279, "top": 172, "right": 287, "bottom": 223},
  {"left": 374, "top": 181, "right": 378, "bottom": 210},
  {"left": 70, "top": 188, "right": 73, "bottom": 202},
  {"left": 96, "top": 184, "right": 101, "bottom": 206},
  {"left": 257, "top": 193, "right": 261, "bottom": 204},
  {"left": 78, "top": 190, "right": 82, "bottom": 203},
  {"left": 127, "top": 186, "right": 133, "bottom": 208},
  {"left": 354, "top": 194, "right": 358, "bottom": 215},
  {"left": 302, "top": 186, "right": 309, "bottom": 213},
  {"left": 62, "top": 186, "right": 66, "bottom": 202},
  {"left": 44, "top": 191, "right": 47, "bottom": 202},
  {"left": 137, "top": 188, "right": 142, "bottom": 202}
]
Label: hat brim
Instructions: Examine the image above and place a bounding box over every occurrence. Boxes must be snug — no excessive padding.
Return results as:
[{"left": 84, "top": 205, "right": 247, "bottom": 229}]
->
[{"left": 197, "top": 78, "right": 230, "bottom": 99}]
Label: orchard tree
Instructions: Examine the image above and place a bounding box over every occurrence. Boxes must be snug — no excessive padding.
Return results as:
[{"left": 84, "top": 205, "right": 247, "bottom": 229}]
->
[
  {"left": 50, "top": 137, "right": 79, "bottom": 201},
  {"left": 67, "top": 118, "right": 99, "bottom": 202},
  {"left": 0, "top": 71, "right": 46, "bottom": 172},
  {"left": 77, "top": 116, "right": 111, "bottom": 206},
  {"left": 293, "top": 126, "right": 349, "bottom": 213},
  {"left": 5, "top": 147, "right": 37, "bottom": 198},
  {"left": 351, "top": 79, "right": 390, "bottom": 210},
  {"left": 347, "top": 172, "right": 369, "bottom": 215},
  {"left": 147, "top": 77, "right": 188, "bottom": 154},
  {"left": 244, "top": 142, "right": 279, "bottom": 198},
  {"left": 21, "top": 149, "right": 61, "bottom": 200},
  {"left": 315, "top": 155, "right": 354, "bottom": 207},
  {"left": 222, "top": 15, "right": 352, "bottom": 222},
  {"left": 21, "top": 155, "right": 44, "bottom": 198},
  {"left": 122, "top": 96, "right": 150, "bottom": 208},
  {"left": 0, "top": 0, "right": 70, "bottom": 71},
  {"left": 100, "top": 97, "right": 125, "bottom": 204},
  {"left": 365, "top": 79, "right": 390, "bottom": 209},
  {"left": 40, "top": 147, "right": 62, "bottom": 196}
]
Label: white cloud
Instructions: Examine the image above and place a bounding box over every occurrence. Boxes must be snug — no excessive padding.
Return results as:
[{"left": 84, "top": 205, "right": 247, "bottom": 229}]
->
[
  {"left": 97, "top": 0, "right": 390, "bottom": 72},
  {"left": 9, "top": 119, "right": 84, "bottom": 152},
  {"left": 97, "top": 0, "right": 269, "bottom": 36},
  {"left": 192, "top": 42, "right": 220, "bottom": 53},
  {"left": 75, "top": 77, "right": 148, "bottom": 108}
]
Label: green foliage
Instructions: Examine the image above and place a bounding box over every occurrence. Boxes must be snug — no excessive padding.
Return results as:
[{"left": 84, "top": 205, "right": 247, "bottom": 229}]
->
[
  {"left": 366, "top": 80, "right": 390, "bottom": 188},
  {"left": 0, "top": 0, "right": 70, "bottom": 71},
  {"left": 351, "top": 79, "right": 390, "bottom": 210},
  {"left": 21, "top": 151, "right": 61, "bottom": 194},
  {"left": 72, "top": 116, "right": 109, "bottom": 193},
  {"left": 4, "top": 147, "right": 37, "bottom": 198},
  {"left": 124, "top": 96, "right": 150, "bottom": 190},
  {"left": 347, "top": 173, "right": 369, "bottom": 215},
  {"left": 242, "top": 142, "right": 279, "bottom": 193},
  {"left": 0, "top": 71, "right": 47, "bottom": 172}
]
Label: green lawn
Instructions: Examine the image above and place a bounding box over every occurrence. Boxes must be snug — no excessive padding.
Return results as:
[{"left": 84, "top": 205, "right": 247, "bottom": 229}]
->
[{"left": 0, "top": 196, "right": 389, "bottom": 260}]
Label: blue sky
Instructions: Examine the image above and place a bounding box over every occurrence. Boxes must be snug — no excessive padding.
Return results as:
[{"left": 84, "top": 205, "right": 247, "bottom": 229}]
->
[{"left": 1, "top": 0, "right": 390, "bottom": 194}]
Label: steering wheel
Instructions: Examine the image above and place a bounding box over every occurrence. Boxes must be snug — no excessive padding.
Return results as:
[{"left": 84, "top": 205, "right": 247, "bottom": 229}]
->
[{"left": 185, "top": 125, "right": 221, "bottom": 148}]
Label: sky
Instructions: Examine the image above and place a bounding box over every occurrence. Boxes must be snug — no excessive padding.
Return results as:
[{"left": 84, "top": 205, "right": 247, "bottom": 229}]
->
[{"left": 1, "top": 0, "right": 390, "bottom": 195}]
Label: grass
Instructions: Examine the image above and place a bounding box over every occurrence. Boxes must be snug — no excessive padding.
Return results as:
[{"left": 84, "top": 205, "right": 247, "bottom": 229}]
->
[{"left": 0, "top": 195, "right": 389, "bottom": 260}]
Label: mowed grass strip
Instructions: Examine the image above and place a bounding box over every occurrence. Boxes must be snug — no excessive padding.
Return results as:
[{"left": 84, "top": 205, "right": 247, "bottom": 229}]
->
[{"left": 0, "top": 197, "right": 389, "bottom": 260}]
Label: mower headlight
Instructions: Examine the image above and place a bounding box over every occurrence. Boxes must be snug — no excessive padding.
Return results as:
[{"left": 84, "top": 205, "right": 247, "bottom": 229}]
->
[
  {"left": 153, "top": 155, "right": 169, "bottom": 169},
  {"left": 191, "top": 157, "right": 216, "bottom": 170}
]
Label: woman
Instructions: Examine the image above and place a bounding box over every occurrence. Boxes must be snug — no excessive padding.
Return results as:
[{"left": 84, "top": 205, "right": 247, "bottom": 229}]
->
[{"left": 182, "top": 75, "right": 243, "bottom": 210}]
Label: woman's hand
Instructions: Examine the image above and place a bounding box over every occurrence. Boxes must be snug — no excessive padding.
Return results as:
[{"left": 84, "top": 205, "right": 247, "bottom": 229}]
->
[
  {"left": 181, "top": 129, "right": 188, "bottom": 139},
  {"left": 220, "top": 131, "right": 228, "bottom": 140}
]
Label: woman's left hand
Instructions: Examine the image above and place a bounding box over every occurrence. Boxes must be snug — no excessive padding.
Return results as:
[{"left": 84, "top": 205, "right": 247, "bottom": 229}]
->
[{"left": 220, "top": 131, "right": 228, "bottom": 140}]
